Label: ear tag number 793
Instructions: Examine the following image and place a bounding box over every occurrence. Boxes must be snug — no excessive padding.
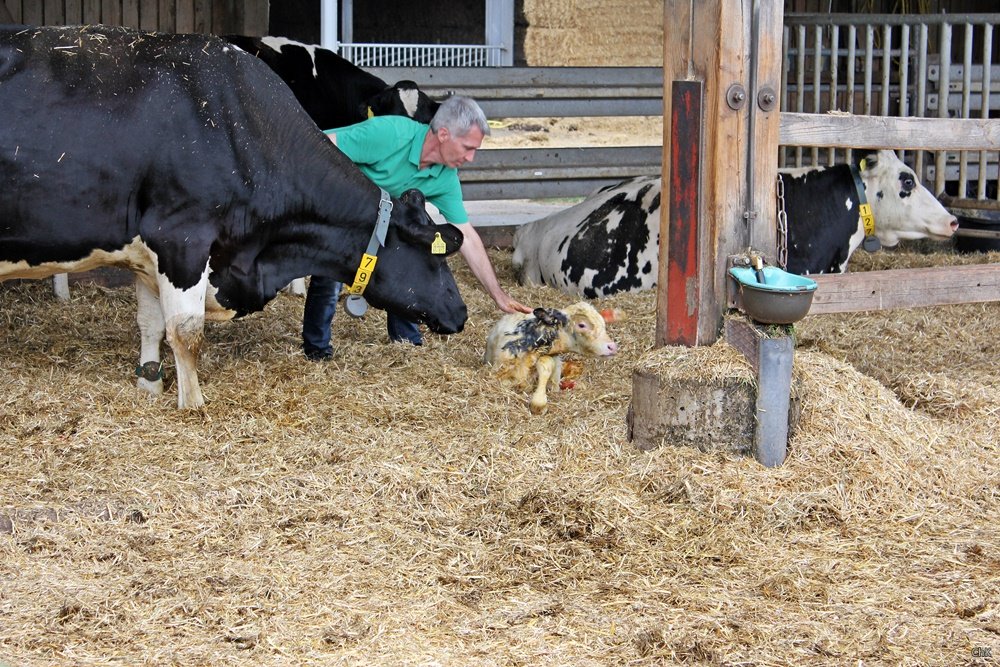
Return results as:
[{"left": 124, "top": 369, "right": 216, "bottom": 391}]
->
[{"left": 345, "top": 253, "right": 378, "bottom": 295}]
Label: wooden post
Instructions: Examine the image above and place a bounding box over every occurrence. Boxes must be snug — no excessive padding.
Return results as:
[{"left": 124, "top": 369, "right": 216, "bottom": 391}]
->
[
  {"left": 663, "top": 80, "right": 702, "bottom": 346},
  {"left": 657, "top": 0, "right": 783, "bottom": 347}
]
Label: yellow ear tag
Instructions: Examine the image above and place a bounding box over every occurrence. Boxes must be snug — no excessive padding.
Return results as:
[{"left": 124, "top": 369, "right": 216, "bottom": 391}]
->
[
  {"left": 366, "top": 106, "right": 374, "bottom": 119},
  {"left": 431, "top": 232, "right": 447, "bottom": 255},
  {"left": 859, "top": 158, "right": 867, "bottom": 172}
]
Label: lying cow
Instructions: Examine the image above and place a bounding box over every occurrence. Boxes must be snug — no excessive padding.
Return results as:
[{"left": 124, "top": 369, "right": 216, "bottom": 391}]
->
[
  {"left": 512, "top": 150, "right": 959, "bottom": 297},
  {"left": 484, "top": 302, "right": 618, "bottom": 415},
  {"left": 0, "top": 25, "right": 467, "bottom": 409}
]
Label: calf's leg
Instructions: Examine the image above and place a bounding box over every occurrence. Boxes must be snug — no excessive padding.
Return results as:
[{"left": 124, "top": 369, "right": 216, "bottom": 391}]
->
[{"left": 530, "top": 355, "right": 557, "bottom": 415}]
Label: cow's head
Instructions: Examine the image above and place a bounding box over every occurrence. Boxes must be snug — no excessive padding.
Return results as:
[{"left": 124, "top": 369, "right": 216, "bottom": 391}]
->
[
  {"left": 362, "top": 189, "right": 467, "bottom": 335},
  {"left": 857, "top": 150, "right": 959, "bottom": 247},
  {"left": 361, "top": 80, "right": 440, "bottom": 125}
]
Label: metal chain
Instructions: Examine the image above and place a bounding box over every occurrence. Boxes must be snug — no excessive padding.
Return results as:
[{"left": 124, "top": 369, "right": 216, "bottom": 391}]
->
[{"left": 775, "top": 173, "right": 788, "bottom": 270}]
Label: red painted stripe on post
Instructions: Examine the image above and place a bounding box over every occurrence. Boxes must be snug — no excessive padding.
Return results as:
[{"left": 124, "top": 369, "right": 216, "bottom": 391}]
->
[{"left": 665, "top": 80, "right": 702, "bottom": 346}]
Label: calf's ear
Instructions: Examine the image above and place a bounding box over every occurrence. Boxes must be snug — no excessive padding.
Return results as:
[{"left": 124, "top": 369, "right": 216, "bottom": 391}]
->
[{"left": 534, "top": 308, "right": 567, "bottom": 327}]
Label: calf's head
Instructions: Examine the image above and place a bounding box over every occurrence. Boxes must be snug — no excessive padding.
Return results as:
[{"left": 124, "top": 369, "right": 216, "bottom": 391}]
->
[
  {"left": 859, "top": 150, "right": 958, "bottom": 247},
  {"left": 555, "top": 302, "right": 619, "bottom": 357},
  {"left": 363, "top": 189, "right": 467, "bottom": 335}
]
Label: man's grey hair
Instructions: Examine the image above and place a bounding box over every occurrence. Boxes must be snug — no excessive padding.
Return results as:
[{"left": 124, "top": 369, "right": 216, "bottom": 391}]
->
[{"left": 430, "top": 95, "right": 491, "bottom": 138}]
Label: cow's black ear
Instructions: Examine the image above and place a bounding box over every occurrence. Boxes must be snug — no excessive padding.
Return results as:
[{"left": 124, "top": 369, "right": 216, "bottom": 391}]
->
[
  {"left": 855, "top": 149, "right": 880, "bottom": 169},
  {"left": 400, "top": 188, "right": 427, "bottom": 210},
  {"left": 393, "top": 190, "right": 463, "bottom": 256},
  {"left": 401, "top": 222, "right": 462, "bottom": 256}
]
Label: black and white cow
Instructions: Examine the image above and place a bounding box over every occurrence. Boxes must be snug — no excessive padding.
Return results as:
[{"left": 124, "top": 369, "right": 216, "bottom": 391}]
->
[
  {"left": 512, "top": 150, "right": 959, "bottom": 297},
  {"left": 222, "top": 35, "right": 440, "bottom": 130},
  {"left": 46, "top": 33, "right": 440, "bottom": 300},
  {"left": 0, "top": 25, "right": 467, "bottom": 409}
]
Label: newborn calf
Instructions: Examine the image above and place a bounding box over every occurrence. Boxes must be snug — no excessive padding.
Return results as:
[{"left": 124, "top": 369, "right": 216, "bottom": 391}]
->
[{"left": 484, "top": 302, "right": 618, "bottom": 414}]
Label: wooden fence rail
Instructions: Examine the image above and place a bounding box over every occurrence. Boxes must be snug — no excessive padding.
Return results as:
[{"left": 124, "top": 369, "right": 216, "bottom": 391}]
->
[{"left": 367, "top": 66, "right": 664, "bottom": 201}]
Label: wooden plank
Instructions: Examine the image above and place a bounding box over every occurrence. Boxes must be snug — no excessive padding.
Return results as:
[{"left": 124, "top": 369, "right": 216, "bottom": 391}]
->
[
  {"left": 175, "top": 0, "right": 195, "bottom": 33},
  {"left": 101, "top": 0, "right": 121, "bottom": 26},
  {"left": 243, "top": 0, "right": 267, "bottom": 36},
  {"left": 192, "top": 0, "right": 209, "bottom": 33},
  {"left": 2, "top": 1, "right": 20, "bottom": 22},
  {"left": 749, "top": 1, "right": 784, "bottom": 269},
  {"left": 139, "top": 0, "right": 157, "bottom": 30},
  {"left": 157, "top": 0, "right": 175, "bottom": 31},
  {"left": 366, "top": 66, "right": 664, "bottom": 118},
  {"left": 780, "top": 112, "right": 1000, "bottom": 150},
  {"left": 23, "top": 1, "right": 43, "bottom": 24},
  {"left": 82, "top": 0, "right": 102, "bottom": 24},
  {"left": 122, "top": 0, "right": 139, "bottom": 28},
  {"left": 43, "top": 0, "right": 63, "bottom": 24},
  {"left": 65, "top": 0, "right": 83, "bottom": 23},
  {"left": 212, "top": 0, "right": 233, "bottom": 34},
  {"left": 808, "top": 264, "right": 1000, "bottom": 314},
  {"left": 662, "top": 80, "right": 703, "bottom": 346}
]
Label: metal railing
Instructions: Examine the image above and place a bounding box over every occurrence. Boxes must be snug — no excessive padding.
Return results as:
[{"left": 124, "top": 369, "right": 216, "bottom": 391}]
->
[
  {"left": 339, "top": 42, "right": 504, "bottom": 67},
  {"left": 781, "top": 13, "right": 1000, "bottom": 202}
]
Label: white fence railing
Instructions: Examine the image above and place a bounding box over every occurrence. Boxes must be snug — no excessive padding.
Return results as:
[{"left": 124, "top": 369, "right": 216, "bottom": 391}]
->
[
  {"left": 339, "top": 43, "right": 504, "bottom": 68},
  {"left": 781, "top": 13, "right": 1000, "bottom": 202}
]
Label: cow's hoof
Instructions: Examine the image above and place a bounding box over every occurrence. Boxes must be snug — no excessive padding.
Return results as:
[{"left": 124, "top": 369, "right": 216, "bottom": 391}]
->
[{"left": 136, "top": 378, "right": 164, "bottom": 396}]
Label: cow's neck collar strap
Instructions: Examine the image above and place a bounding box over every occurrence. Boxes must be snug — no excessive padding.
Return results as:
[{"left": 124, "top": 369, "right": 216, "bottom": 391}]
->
[
  {"left": 850, "top": 160, "right": 881, "bottom": 252},
  {"left": 343, "top": 189, "right": 393, "bottom": 318}
]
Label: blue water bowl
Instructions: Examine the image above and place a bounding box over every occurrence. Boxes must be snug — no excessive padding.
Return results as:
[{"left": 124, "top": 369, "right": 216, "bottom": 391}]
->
[{"left": 729, "top": 266, "right": 818, "bottom": 324}]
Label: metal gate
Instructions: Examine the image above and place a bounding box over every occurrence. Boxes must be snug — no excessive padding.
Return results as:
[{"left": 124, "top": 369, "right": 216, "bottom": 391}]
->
[{"left": 781, "top": 13, "right": 1000, "bottom": 203}]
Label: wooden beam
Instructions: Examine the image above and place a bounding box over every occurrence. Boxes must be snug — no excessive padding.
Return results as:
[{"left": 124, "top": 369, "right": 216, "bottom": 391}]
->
[
  {"left": 661, "top": 0, "right": 782, "bottom": 346},
  {"left": 780, "top": 112, "right": 1000, "bottom": 150},
  {"left": 808, "top": 264, "right": 1000, "bottom": 314},
  {"left": 662, "top": 80, "right": 702, "bottom": 346}
]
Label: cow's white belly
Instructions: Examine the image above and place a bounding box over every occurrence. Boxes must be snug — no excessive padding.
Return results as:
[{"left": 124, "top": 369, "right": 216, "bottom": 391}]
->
[
  {"left": 0, "top": 237, "right": 155, "bottom": 282},
  {"left": 0, "top": 238, "right": 237, "bottom": 321}
]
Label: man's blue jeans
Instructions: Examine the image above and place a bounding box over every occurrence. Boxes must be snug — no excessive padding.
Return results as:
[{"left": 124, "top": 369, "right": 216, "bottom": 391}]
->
[{"left": 302, "top": 276, "right": 422, "bottom": 359}]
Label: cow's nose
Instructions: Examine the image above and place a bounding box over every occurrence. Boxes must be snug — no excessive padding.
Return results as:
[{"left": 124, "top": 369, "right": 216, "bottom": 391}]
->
[
  {"left": 606, "top": 341, "right": 619, "bottom": 356},
  {"left": 950, "top": 217, "right": 959, "bottom": 232}
]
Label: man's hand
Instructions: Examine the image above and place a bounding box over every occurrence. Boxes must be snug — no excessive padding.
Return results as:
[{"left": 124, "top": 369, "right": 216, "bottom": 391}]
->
[
  {"left": 456, "top": 224, "right": 532, "bottom": 315},
  {"left": 496, "top": 293, "right": 532, "bottom": 314}
]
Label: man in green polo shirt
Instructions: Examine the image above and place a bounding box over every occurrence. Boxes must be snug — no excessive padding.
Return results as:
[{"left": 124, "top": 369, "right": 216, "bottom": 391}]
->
[{"left": 302, "top": 95, "right": 531, "bottom": 359}]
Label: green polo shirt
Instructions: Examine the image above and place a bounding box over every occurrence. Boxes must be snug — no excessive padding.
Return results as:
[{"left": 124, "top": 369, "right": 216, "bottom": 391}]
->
[{"left": 325, "top": 116, "right": 468, "bottom": 224}]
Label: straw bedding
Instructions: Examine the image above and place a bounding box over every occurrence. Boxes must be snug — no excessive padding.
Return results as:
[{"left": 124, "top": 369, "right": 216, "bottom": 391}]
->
[{"left": 1, "top": 245, "right": 998, "bottom": 666}]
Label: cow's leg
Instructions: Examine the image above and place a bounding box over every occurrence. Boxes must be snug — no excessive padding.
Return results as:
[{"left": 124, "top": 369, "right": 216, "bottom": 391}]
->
[
  {"left": 135, "top": 277, "right": 166, "bottom": 397},
  {"left": 282, "top": 277, "right": 307, "bottom": 296},
  {"left": 52, "top": 273, "right": 70, "bottom": 301},
  {"left": 156, "top": 268, "right": 209, "bottom": 409},
  {"left": 529, "top": 355, "right": 556, "bottom": 415}
]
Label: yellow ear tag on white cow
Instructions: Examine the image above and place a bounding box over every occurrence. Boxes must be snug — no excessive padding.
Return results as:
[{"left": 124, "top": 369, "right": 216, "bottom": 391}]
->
[
  {"left": 859, "top": 158, "right": 867, "bottom": 172},
  {"left": 431, "top": 232, "right": 447, "bottom": 255}
]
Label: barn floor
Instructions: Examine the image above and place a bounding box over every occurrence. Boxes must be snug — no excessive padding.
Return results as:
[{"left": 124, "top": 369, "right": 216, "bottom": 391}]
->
[{"left": 1, "top": 246, "right": 998, "bottom": 666}]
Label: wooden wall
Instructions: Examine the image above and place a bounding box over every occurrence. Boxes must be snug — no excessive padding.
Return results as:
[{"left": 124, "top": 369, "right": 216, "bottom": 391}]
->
[{"left": 1, "top": 0, "right": 268, "bottom": 35}]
